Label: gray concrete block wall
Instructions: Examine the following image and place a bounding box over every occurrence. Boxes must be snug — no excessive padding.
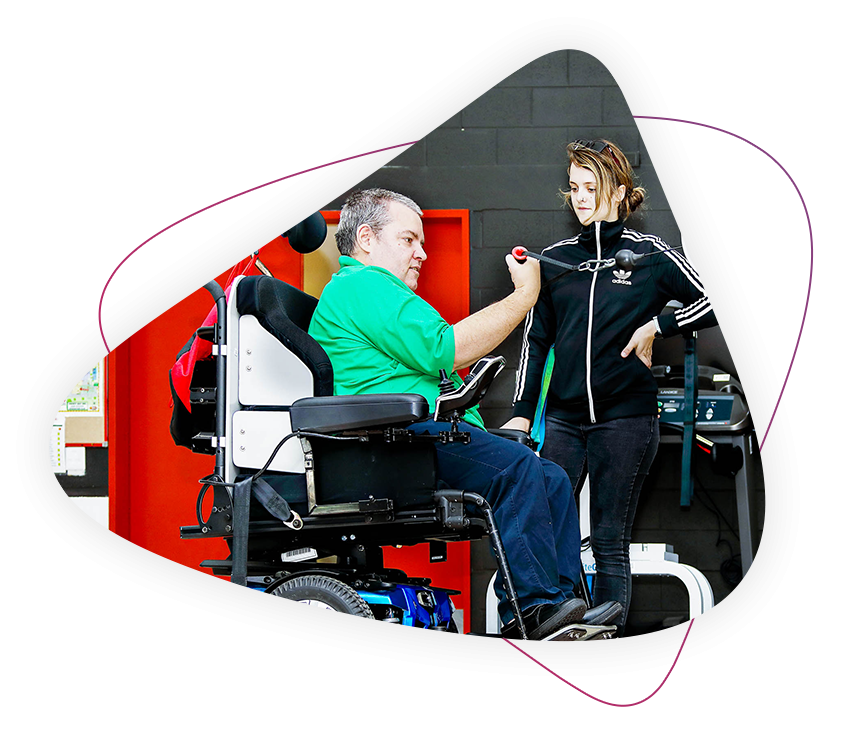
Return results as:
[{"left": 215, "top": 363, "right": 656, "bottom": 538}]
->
[{"left": 321, "top": 49, "right": 762, "bottom": 635}]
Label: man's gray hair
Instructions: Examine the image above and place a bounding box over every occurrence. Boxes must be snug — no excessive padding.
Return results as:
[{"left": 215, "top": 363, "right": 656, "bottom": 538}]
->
[{"left": 335, "top": 188, "right": 423, "bottom": 256}]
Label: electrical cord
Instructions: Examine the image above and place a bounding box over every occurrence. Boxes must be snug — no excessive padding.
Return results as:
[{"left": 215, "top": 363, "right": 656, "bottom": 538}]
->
[{"left": 250, "top": 430, "right": 362, "bottom": 481}]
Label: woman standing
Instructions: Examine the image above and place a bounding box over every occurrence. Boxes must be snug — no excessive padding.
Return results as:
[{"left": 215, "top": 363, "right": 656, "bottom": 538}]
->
[{"left": 503, "top": 139, "right": 717, "bottom": 635}]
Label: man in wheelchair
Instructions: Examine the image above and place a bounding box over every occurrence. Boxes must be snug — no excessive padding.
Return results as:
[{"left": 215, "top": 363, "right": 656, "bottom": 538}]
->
[{"left": 307, "top": 188, "right": 620, "bottom": 639}]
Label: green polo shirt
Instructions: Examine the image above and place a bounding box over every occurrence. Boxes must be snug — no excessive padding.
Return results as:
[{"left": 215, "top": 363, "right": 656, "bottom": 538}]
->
[{"left": 308, "top": 256, "right": 485, "bottom": 430}]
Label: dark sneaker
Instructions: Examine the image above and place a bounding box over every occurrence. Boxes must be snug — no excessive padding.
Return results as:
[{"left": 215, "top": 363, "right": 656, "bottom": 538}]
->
[
  {"left": 582, "top": 600, "right": 623, "bottom": 626},
  {"left": 500, "top": 597, "right": 587, "bottom": 640}
]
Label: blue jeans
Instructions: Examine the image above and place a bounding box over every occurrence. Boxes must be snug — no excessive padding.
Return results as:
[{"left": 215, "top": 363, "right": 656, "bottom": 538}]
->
[
  {"left": 409, "top": 420, "right": 582, "bottom": 625},
  {"left": 540, "top": 415, "right": 659, "bottom": 633}
]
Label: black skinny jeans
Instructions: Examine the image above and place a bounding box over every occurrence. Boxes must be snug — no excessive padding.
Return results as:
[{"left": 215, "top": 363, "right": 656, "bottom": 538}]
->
[{"left": 540, "top": 414, "right": 659, "bottom": 634}]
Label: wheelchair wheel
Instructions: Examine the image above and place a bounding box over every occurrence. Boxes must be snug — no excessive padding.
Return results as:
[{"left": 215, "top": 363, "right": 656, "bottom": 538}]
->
[{"left": 267, "top": 575, "right": 374, "bottom": 619}]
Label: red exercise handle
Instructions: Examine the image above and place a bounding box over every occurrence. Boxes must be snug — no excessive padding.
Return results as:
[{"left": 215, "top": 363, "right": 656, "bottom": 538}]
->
[{"left": 512, "top": 246, "right": 528, "bottom": 261}]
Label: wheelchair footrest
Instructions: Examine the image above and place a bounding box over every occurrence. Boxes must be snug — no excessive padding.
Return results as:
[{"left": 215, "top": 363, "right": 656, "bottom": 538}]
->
[{"left": 544, "top": 624, "right": 617, "bottom": 641}]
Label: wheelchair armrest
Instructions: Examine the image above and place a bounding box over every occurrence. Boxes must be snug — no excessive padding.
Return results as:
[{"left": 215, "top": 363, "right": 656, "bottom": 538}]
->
[
  {"left": 290, "top": 394, "right": 429, "bottom": 434},
  {"left": 486, "top": 428, "right": 535, "bottom": 450}
]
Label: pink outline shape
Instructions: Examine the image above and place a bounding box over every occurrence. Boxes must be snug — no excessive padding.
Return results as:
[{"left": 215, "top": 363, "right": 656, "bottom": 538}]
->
[
  {"left": 502, "top": 618, "right": 693, "bottom": 706},
  {"left": 97, "top": 142, "right": 417, "bottom": 353},
  {"left": 634, "top": 117, "right": 813, "bottom": 453},
  {"left": 95, "top": 118, "right": 812, "bottom": 706}
]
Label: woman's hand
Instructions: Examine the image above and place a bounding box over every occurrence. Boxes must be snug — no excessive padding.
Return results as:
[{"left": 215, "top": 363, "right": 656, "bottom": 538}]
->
[{"left": 621, "top": 320, "right": 658, "bottom": 368}]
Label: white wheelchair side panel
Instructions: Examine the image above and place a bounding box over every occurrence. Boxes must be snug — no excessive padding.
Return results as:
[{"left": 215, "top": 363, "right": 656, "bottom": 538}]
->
[
  {"left": 238, "top": 315, "right": 314, "bottom": 406},
  {"left": 231, "top": 410, "right": 305, "bottom": 474}
]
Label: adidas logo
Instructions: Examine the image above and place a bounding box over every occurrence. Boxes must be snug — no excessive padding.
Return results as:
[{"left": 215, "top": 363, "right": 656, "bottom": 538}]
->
[{"left": 612, "top": 269, "right": 632, "bottom": 286}]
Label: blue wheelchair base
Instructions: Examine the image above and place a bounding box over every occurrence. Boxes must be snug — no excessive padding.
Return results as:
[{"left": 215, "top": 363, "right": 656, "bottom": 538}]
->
[
  {"left": 248, "top": 577, "right": 457, "bottom": 631},
  {"left": 358, "top": 583, "right": 455, "bottom": 630}
]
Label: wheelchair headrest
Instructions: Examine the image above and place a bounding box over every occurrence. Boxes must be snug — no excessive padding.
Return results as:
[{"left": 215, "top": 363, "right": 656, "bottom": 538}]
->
[{"left": 236, "top": 276, "right": 334, "bottom": 397}]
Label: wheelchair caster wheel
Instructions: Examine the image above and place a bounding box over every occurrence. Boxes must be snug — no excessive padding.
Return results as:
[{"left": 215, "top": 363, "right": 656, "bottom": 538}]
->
[{"left": 266, "top": 574, "right": 374, "bottom": 619}]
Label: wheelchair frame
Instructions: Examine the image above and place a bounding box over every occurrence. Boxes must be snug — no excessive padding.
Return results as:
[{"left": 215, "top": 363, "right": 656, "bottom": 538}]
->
[{"left": 178, "top": 275, "right": 531, "bottom": 637}]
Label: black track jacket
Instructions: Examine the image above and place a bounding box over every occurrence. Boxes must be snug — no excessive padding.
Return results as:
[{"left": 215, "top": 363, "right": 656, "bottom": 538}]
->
[{"left": 512, "top": 219, "right": 717, "bottom": 425}]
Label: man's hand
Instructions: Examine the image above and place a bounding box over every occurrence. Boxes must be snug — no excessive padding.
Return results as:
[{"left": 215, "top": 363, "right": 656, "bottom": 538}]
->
[
  {"left": 501, "top": 416, "right": 531, "bottom": 433},
  {"left": 451, "top": 254, "right": 542, "bottom": 371},
  {"left": 506, "top": 254, "right": 540, "bottom": 306}
]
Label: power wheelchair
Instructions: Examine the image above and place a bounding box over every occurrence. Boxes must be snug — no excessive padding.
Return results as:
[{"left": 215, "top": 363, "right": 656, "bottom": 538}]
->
[{"left": 173, "top": 264, "right": 614, "bottom": 641}]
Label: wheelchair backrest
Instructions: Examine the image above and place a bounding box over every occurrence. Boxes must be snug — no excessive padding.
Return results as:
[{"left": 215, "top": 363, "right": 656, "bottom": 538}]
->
[
  {"left": 224, "top": 275, "right": 334, "bottom": 481},
  {"left": 234, "top": 275, "right": 333, "bottom": 401}
]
